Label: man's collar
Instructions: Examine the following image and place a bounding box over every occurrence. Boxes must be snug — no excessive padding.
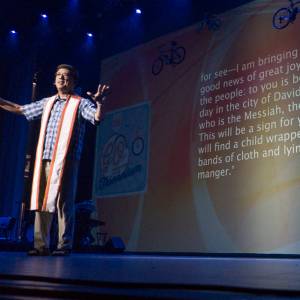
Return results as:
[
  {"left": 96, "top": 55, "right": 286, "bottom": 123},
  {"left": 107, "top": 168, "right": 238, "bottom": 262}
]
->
[
  {"left": 56, "top": 94, "right": 68, "bottom": 101},
  {"left": 55, "top": 94, "right": 80, "bottom": 102}
]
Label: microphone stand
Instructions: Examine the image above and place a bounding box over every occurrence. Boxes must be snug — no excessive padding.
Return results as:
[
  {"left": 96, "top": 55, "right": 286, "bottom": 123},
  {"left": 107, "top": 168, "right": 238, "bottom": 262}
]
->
[{"left": 17, "top": 72, "right": 39, "bottom": 242}]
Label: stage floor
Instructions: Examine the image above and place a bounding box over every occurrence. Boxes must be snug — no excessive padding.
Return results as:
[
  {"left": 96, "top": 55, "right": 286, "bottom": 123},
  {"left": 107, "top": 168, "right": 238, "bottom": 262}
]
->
[{"left": 1, "top": 251, "right": 300, "bottom": 299}]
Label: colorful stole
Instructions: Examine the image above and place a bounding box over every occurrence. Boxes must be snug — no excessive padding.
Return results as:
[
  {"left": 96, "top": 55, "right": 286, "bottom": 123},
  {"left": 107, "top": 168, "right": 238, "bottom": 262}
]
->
[{"left": 30, "top": 95, "right": 80, "bottom": 212}]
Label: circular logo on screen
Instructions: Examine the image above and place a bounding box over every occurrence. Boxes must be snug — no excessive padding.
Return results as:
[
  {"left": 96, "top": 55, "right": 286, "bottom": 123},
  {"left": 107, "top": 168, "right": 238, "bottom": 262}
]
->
[
  {"left": 132, "top": 137, "right": 145, "bottom": 156},
  {"left": 101, "top": 134, "right": 129, "bottom": 178}
]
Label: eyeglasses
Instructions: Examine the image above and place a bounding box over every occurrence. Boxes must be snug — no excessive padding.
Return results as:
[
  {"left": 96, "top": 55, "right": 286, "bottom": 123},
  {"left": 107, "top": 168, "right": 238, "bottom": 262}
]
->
[{"left": 55, "top": 72, "right": 71, "bottom": 78}]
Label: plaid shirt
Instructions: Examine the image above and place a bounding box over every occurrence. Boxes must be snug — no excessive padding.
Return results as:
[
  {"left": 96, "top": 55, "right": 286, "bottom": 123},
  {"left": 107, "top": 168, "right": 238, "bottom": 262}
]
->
[{"left": 21, "top": 95, "right": 97, "bottom": 160}]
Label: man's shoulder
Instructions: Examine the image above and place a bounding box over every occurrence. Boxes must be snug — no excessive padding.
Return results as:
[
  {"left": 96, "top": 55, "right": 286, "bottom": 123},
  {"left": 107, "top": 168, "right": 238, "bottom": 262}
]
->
[
  {"left": 70, "top": 94, "right": 81, "bottom": 100},
  {"left": 70, "top": 94, "right": 90, "bottom": 102},
  {"left": 42, "top": 95, "right": 57, "bottom": 102}
]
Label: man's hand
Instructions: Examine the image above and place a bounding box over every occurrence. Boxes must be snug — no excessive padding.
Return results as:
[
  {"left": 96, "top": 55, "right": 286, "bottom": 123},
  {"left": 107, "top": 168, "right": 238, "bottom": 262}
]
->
[
  {"left": 87, "top": 84, "right": 110, "bottom": 122},
  {"left": 87, "top": 84, "right": 111, "bottom": 104}
]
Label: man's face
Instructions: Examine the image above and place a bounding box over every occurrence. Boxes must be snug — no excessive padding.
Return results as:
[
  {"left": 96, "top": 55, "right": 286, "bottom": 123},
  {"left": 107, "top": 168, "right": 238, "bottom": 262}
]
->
[{"left": 54, "top": 68, "right": 75, "bottom": 93}]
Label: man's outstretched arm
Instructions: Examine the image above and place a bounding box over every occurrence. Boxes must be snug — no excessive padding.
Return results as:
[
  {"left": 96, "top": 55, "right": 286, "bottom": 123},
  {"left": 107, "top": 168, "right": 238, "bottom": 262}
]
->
[{"left": 0, "top": 97, "right": 23, "bottom": 115}]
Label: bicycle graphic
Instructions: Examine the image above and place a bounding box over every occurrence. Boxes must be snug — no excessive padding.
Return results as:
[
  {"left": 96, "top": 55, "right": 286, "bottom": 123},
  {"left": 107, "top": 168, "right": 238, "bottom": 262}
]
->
[
  {"left": 273, "top": 0, "right": 300, "bottom": 29},
  {"left": 151, "top": 41, "right": 186, "bottom": 76},
  {"left": 197, "top": 13, "right": 222, "bottom": 32}
]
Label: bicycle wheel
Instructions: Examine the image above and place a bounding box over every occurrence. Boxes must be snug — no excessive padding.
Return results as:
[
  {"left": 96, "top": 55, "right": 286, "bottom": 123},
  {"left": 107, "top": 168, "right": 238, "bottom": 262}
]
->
[
  {"left": 272, "top": 7, "right": 291, "bottom": 29},
  {"left": 197, "top": 20, "right": 206, "bottom": 32},
  {"left": 152, "top": 57, "right": 164, "bottom": 75},
  {"left": 208, "top": 18, "right": 222, "bottom": 31},
  {"left": 172, "top": 47, "right": 186, "bottom": 65},
  {"left": 293, "top": 0, "right": 300, "bottom": 10}
]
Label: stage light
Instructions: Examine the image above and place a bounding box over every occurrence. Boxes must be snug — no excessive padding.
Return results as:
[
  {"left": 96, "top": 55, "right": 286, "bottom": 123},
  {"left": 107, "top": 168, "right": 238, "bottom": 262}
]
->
[
  {"left": 41, "top": 13, "right": 48, "bottom": 19},
  {"left": 135, "top": 8, "right": 142, "bottom": 14},
  {"left": 84, "top": 32, "right": 95, "bottom": 52},
  {"left": 10, "top": 30, "right": 17, "bottom": 34}
]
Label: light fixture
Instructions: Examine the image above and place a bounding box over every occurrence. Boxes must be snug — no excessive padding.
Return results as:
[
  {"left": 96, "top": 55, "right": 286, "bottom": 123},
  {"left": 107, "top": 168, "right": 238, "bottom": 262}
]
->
[{"left": 135, "top": 8, "right": 142, "bottom": 14}]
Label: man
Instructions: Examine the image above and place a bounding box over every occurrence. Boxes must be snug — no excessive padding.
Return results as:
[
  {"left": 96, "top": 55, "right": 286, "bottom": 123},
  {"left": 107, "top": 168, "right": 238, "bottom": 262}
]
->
[{"left": 0, "top": 64, "right": 109, "bottom": 256}]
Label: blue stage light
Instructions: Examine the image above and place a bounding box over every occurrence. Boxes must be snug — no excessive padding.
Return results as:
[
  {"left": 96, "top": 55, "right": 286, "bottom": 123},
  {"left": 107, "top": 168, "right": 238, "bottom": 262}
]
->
[
  {"left": 135, "top": 8, "right": 142, "bottom": 14},
  {"left": 87, "top": 32, "right": 93, "bottom": 37},
  {"left": 10, "top": 30, "right": 17, "bottom": 34},
  {"left": 41, "top": 13, "right": 48, "bottom": 19}
]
